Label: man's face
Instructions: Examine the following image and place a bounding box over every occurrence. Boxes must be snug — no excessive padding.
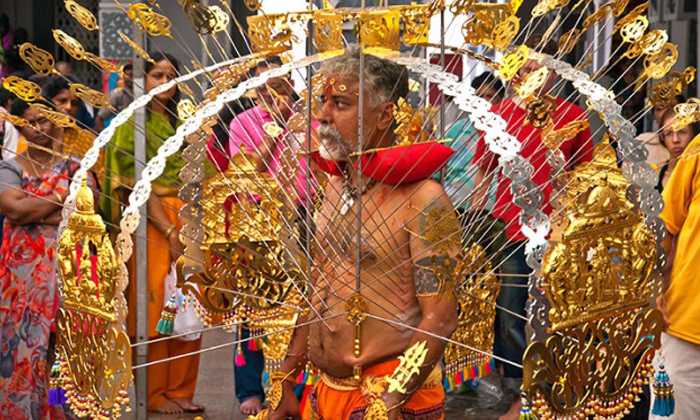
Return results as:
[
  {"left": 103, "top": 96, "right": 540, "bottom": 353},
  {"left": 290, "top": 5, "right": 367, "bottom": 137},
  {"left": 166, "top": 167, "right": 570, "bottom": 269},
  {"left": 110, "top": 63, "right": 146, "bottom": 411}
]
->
[
  {"left": 20, "top": 107, "right": 57, "bottom": 148},
  {"left": 255, "top": 65, "right": 294, "bottom": 108},
  {"left": 316, "top": 75, "right": 394, "bottom": 161},
  {"left": 475, "top": 84, "right": 501, "bottom": 106},
  {"left": 518, "top": 59, "right": 556, "bottom": 93}
]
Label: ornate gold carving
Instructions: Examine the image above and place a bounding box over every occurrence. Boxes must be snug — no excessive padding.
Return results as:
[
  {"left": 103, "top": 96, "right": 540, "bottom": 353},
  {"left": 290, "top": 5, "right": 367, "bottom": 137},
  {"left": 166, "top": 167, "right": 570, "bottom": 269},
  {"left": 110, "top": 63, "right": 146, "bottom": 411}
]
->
[
  {"left": 531, "top": 0, "right": 571, "bottom": 17},
  {"left": 55, "top": 176, "right": 132, "bottom": 419},
  {"left": 491, "top": 15, "right": 519, "bottom": 51},
  {"left": 65, "top": 0, "right": 100, "bottom": 31},
  {"left": 525, "top": 94, "right": 557, "bottom": 128},
  {"left": 644, "top": 42, "right": 678, "bottom": 79},
  {"left": 208, "top": 5, "right": 230, "bottom": 33},
  {"left": 400, "top": 5, "right": 432, "bottom": 45},
  {"left": 672, "top": 98, "right": 700, "bottom": 130},
  {"left": 84, "top": 52, "right": 122, "bottom": 75},
  {"left": 608, "top": 0, "right": 631, "bottom": 16},
  {"left": 614, "top": 2, "right": 648, "bottom": 34},
  {"left": 648, "top": 67, "right": 695, "bottom": 109},
  {"left": 619, "top": 15, "right": 648, "bottom": 43},
  {"left": 462, "top": 3, "right": 513, "bottom": 47},
  {"left": 128, "top": 3, "right": 172, "bottom": 37},
  {"left": 346, "top": 293, "right": 367, "bottom": 357},
  {"left": 2, "top": 76, "right": 43, "bottom": 101},
  {"left": 364, "top": 398, "right": 389, "bottom": 420},
  {"left": 358, "top": 10, "right": 401, "bottom": 53},
  {"left": 387, "top": 341, "right": 429, "bottom": 394},
  {"left": 582, "top": 3, "right": 614, "bottom": 29},
  {"left": 500, "top": 45, "right": 529, "bottom": 81},
  {"left": 542, "top": 142, "right": 656, "bottom": 331},
  {"left": 19, "top": 43, "right": 57, "bottom": 76},
  {"left": 179, "top": 0, "right": 229, "bottom": 34},
  {"left": 315, "top": 10, "right": 344, "bottom": 52},
  {"left": 558, "top": 28, "right": 582, "bottom": 55},
  {"left": 624, "top": 30, "right": 668, "bottom": 59},
  {"left": 53, "top": 29, "right": 86, "bottom": 60},
  {"left": 70, "top": 83, "right": 115, "bottom": 111},
  {"left": 450, "top": 0, "right": 475, "bottom": 14},
  {"left": 247, "top": 14, "right": 292, "bottom": 54},
  {"left": 524, "top": 311, "right": 662, "bottom": 419},
  {"left": 118, "top": 31, "right": 157, "bottom": 64},
  {"left": 516, "top": 67, "right": 550, "bottom": 99},
  {"left": 542, "top": 120, "right": 590, "bottom": 150},
  {"left": 0, "top": 109, "right": 29, "bottom": 127},
  {"left": 393, "top": 98, "right": 436, "bottom": 146},
  {"left": 523, "top": 141, "right": 664, "bottom": 419},
  {"left": 208, "top": 58, "right": 258, "bottom": 100},
  {"left": 30, "top": 103, "right": 77, "bottom": 128},
  {"left": 177, "top": 98, "right": 197, "bottom": 121},
  {"left": 445, "top": 244, "right": 500, "bottom": 374}
]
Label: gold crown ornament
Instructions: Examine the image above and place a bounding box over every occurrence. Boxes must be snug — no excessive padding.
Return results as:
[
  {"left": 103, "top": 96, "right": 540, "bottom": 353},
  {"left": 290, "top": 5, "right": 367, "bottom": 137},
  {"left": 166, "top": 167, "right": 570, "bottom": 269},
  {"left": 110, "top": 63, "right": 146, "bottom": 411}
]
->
[
  {"left": 55, "top": 175, "right": 132, "bottom": 419},
  {"left": 522, "top": 142, "right": 665, "bottom": 420},
  {"left": 541, "top": 142, "right": 656, "bottom": 331}
]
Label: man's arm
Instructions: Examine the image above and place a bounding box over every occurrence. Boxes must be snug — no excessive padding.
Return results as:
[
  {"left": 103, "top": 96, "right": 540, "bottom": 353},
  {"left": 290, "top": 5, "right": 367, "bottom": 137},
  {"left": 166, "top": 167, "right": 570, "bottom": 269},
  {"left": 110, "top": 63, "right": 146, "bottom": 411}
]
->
[
  {"left": 471, "top": 166, "right": 495, "bottom": 210},
  {"left": 268, "top": 314, "right": 309, "bottom": 420},
  {"left": 382, "top": 181, "right": 459, "bottom": 417}
]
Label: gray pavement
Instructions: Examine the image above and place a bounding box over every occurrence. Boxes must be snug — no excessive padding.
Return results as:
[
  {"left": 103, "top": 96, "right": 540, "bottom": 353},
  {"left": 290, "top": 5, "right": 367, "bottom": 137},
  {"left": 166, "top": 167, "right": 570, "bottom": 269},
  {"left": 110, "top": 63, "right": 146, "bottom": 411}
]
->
[{"left": 130, "top": 330, "right": 503, "bottom": 420}]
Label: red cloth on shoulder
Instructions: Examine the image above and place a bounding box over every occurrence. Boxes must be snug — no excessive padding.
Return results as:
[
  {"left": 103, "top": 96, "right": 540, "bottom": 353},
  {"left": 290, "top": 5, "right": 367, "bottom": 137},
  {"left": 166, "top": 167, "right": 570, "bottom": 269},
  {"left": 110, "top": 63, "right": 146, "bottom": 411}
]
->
[{"left": 310, "top": 142, "right": 455, "bottom": 184}]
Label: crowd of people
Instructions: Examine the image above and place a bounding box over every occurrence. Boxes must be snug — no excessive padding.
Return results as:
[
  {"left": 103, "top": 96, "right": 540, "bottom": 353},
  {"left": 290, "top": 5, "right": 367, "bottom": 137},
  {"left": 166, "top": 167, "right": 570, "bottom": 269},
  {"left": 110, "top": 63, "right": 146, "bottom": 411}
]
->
[{"left": 0, "top": 26, "right": 697, "bottom": 420}]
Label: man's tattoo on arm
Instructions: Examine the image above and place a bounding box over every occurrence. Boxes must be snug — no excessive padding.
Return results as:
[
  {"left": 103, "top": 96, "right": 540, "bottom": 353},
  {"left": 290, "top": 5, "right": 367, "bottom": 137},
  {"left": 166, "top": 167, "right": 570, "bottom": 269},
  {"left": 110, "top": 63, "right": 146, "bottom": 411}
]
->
[
  {"left": 413, "top": 255, "right": 458, "bottom": 297},
  {"left": 412, "top": 199, "right": 462, "bottom": 253}
]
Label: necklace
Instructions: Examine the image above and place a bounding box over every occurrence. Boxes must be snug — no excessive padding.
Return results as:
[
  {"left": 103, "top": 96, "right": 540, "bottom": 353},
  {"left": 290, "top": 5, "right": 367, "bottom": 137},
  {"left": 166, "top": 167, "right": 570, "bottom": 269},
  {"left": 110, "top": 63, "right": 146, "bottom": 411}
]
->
[
  {"left": 25, "top": 148, "right": 57, "bottom": 178},
  {"left": 339, "top": 164, "right": 377, "bottom": 216}
]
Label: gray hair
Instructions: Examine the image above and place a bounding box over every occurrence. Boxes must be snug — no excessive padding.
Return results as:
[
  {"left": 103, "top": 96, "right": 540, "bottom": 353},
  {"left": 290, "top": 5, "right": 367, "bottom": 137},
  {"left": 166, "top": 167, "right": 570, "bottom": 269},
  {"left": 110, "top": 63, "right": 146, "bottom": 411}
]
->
[{"left": 320, "top": 45, "right": 409, "bottom": 108}]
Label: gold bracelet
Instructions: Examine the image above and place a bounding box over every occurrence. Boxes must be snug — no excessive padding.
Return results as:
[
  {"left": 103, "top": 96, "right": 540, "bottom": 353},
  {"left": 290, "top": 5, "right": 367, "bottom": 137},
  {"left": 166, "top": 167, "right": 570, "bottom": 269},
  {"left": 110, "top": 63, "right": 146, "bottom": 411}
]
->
[
  {"left": 267, "top": 370, "right": 297, "bottom": 410},
  {"left": 55, "top": 192, "right": 63, "bottom": 205},
  {"left": 165, "top": 226, "right": 176, "bottom": 238}
]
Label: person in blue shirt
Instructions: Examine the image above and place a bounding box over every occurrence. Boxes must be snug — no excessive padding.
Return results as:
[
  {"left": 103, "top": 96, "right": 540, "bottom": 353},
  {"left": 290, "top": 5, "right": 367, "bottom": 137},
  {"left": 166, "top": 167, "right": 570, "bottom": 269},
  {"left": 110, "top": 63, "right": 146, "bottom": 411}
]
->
[{"left": 443, "top": 71, "right": 504, "bottom": 256}]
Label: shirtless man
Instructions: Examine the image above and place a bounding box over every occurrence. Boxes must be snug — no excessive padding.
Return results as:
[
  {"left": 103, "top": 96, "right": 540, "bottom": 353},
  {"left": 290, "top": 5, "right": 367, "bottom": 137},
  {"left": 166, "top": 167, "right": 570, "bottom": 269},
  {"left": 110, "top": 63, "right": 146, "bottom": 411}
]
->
[{"left": 269, "top": 47, "right": 459, "bottom": 419}]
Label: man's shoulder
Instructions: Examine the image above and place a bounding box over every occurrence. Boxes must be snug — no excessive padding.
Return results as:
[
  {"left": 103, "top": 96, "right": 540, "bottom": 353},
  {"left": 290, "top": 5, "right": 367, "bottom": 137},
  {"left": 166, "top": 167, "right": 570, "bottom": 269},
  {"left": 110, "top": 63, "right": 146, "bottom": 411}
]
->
[{"left": 399, "top": 179, "right": 450, "bottom": 207}]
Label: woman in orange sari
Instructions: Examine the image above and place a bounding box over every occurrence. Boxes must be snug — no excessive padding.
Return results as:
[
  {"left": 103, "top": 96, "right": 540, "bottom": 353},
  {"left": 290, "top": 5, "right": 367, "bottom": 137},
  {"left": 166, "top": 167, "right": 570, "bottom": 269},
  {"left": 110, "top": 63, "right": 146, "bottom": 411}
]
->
[{"left": 103, "top": 52, "right": 204, "bottom": 414}]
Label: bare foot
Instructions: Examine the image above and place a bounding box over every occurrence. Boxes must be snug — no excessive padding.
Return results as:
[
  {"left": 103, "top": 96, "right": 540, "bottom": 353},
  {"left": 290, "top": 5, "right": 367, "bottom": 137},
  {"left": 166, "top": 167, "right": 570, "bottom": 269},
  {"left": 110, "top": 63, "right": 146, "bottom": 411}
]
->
[
  {"left": 151, "top": 399, "right": 184, "bottom": 414},
  {"left": 240, "top": 397, "right": 263, "bottom": 415},
  {"left": 171, "top": 397, "right": 205, "bottom": 413},
  {"left": 498, "top": 398, "right": 522, "bottom": 420}
]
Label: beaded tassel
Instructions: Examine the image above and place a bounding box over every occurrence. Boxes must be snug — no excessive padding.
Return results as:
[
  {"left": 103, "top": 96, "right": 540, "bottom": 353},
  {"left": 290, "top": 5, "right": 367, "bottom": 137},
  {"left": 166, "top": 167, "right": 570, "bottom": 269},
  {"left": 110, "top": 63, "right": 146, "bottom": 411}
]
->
[
  {"left": 519, "top": 393, "right": 537, "bottom": 420},
  {"left": 235, "top": 326, "right": 246, "bottom": 366},
  {"left": 48, "top": 358, "right": 66, "bottom": 406},
  {"left": 156, "top": 292, "right": 178, "bottom": 335},
  {"left": 652, "top": 364, "right": 675, "bottom": 417},
  {"left": 235, "top": 342, "right": 246, "bottom": 366}
]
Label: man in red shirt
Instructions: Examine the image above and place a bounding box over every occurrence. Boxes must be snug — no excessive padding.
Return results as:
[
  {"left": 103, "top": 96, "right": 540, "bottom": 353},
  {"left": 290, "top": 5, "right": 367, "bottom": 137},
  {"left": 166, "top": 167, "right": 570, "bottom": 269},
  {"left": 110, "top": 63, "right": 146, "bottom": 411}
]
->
[{"left": 471, "top": 34, "right": 594, "bottom": 420}]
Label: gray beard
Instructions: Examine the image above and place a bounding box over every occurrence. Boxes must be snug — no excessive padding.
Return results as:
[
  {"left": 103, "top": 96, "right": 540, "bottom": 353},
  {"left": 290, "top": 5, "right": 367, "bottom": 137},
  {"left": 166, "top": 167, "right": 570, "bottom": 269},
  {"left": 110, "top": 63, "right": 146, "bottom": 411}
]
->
[{"left": 319, "top": 139, "right": 349, "bottom": 161}]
